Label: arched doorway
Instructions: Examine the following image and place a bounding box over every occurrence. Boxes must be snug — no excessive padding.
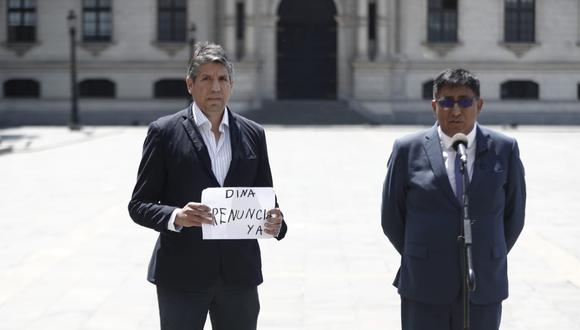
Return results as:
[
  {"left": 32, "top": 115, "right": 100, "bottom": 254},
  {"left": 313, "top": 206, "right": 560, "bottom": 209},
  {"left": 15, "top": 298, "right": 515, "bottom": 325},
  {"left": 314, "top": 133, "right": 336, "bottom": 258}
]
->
[{"left": 276, "top": 0, "right": 337, "bottom": 99}]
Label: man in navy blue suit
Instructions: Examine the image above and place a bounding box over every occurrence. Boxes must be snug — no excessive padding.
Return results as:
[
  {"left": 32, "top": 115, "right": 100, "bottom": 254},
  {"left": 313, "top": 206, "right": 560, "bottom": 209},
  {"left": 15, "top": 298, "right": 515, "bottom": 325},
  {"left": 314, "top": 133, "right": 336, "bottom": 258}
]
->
[
  {"left": 129, "top": 41, "right": 287, "bottom": 330},
  {"left": 381, "top": 68, "right": 526, "bottom": 330}
]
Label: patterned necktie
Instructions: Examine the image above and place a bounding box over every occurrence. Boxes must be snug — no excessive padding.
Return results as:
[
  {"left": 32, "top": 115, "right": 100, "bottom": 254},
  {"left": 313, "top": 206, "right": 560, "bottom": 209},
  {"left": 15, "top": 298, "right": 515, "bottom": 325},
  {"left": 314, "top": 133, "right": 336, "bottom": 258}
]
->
[{"left": 454, "top": 153, "right": 464, "bottom": 204}]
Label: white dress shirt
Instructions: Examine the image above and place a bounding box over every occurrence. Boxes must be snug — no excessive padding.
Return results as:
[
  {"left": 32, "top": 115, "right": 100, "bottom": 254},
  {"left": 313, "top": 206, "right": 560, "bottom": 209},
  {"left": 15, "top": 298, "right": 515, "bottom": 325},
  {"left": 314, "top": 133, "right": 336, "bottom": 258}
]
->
[
  {"left": 192, "top": 103, "right": 232, "bottom": 186},
  {"left": 438, "top": 124, "right": 477, "bottom": 197},
  {"left": 168, "top": 103, "right": 232, "bottom": 232}
]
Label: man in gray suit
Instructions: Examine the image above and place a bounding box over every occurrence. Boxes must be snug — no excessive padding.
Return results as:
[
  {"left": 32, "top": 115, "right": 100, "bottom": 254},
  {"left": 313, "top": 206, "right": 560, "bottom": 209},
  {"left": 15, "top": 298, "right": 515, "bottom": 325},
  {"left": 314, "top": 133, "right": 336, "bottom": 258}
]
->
[{"left": 381, "top": 68, "right": 526, "bottom": 330}]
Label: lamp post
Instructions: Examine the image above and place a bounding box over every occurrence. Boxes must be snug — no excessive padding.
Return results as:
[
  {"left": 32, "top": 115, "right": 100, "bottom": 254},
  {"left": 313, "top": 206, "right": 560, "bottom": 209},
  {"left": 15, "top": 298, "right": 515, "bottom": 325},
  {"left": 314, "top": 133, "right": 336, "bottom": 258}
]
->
[
  {"left": 67, "top": 10, "right": 80, "bottom": 130},
  {"left": 189, "top": 22, "right": 197, "bottom": 56}
]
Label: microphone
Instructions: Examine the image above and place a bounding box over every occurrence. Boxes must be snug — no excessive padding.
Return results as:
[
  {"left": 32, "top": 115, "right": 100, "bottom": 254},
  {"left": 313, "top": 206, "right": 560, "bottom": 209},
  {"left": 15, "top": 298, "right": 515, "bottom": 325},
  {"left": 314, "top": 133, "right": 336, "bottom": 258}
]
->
[{"left": 451, "top": 133, "right": 468, "bottom": 165}]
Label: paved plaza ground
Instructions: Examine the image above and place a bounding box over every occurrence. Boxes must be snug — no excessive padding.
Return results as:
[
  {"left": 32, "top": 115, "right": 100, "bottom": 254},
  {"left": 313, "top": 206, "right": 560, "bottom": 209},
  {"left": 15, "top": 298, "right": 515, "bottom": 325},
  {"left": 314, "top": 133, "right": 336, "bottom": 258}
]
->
[{"left": 0, "top": 124, "right": 579, "bottom": 329}]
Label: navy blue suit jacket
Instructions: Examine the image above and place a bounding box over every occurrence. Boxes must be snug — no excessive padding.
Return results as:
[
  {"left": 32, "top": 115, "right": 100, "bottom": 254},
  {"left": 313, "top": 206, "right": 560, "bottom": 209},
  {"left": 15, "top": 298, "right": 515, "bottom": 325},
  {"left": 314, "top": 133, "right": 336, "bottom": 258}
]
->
[
  {"left": 129, "top": 106, "right": 287, "bottom": 290},
  {"left": 381, "top": 125, "right": 525, "bottom": 305}
]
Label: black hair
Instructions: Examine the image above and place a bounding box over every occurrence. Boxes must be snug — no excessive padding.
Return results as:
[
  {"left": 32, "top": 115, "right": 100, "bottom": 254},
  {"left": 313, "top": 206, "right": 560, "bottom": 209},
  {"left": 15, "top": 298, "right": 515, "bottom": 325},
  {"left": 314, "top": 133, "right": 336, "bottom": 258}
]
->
[{"left": 432, "top": 68, "right": 480, "bottom": 99}]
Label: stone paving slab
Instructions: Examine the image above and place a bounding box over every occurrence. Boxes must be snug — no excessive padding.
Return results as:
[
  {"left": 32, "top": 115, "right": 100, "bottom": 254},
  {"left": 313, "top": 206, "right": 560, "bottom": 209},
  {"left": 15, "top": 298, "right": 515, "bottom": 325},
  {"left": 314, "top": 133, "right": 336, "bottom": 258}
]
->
[{"left": 0, "top": 125, "right": 579, "bottom": 329}]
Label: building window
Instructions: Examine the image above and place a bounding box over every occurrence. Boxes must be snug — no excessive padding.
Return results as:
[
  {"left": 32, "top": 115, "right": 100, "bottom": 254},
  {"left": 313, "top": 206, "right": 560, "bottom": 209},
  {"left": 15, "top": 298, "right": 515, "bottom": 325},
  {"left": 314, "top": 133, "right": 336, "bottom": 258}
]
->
[
  {"left": 82, "top": 0, "right": 112, "bottom": 42},
  {"left": 7, "top": 0, "right": 36, "bottom": 42},
  {"left": 368, "top": 1, "right": 377, "bottom": 59},
  {"left": 157, "top": 0, "right": 186, "bottom": 42},
  {"left": 423, "top": 80, "right": 435, "bottom": 99},
  {"left": 235, "top": 1, "right": 245, "bottom": 59},
  {"left": 505, "top": 0, "right": 535, "bottom": 42},
  {"left": 154, "top": 79, "right": 189, "bottom": 99},
  {"left": 79, "top": 79, "right": 115, "bottom": 98},
  {"left": 500, "top": 80, "right": 539, "bottom": 99},
  {"left": 3, "top": 79, "right": 40, "bottom": 98},
  {"left": 427, "top": 0, "right": 457, "bottom": 43}
]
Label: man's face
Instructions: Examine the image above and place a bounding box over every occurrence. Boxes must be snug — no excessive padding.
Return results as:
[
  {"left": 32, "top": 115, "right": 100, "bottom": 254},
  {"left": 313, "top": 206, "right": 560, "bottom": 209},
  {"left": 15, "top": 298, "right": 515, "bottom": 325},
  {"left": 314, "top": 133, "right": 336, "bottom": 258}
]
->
[
  {"left": 186, "top": 62, "right": 233, "bottom": 116},
  {"left": 431, "top": 85, "right": 483, "bottom": 137}
]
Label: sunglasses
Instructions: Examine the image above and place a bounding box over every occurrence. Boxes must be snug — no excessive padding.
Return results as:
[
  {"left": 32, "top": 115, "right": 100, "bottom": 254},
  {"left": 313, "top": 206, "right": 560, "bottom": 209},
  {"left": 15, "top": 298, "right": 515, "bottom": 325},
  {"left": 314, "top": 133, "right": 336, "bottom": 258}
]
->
[{"left": 436, "top": 97, "right": 477, "bottom": 109}]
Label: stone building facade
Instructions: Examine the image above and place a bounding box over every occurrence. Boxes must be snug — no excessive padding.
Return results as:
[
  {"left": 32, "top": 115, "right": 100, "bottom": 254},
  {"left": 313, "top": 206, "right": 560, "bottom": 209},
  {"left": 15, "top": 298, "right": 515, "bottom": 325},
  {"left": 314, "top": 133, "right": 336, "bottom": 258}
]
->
[{"left": 1, "top": 0, "right": 580, "bottom": 125}]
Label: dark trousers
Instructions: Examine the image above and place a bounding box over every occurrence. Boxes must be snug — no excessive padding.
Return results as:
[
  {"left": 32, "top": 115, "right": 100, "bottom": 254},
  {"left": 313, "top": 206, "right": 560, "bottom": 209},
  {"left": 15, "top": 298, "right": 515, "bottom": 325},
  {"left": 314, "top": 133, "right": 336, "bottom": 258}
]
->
[
  {"left": 156, "top": 282, "right": 260, "bottom": 330},
  {"left": 401, "top": 296, "right": 502, "bottom": 330}
]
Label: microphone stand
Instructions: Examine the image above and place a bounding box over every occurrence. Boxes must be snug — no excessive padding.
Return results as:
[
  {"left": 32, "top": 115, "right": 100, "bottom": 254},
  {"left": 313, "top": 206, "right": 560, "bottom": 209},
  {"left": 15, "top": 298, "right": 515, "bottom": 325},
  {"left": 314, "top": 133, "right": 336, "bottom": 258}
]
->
[{"left": 458, "top": 156, "right": 476, "bottom": 330}]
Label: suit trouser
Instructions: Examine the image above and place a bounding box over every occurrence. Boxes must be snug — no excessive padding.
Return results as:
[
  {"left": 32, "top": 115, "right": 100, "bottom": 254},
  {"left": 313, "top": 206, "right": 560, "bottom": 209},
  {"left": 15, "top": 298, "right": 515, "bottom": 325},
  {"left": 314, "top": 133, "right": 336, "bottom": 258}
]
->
[
  {"left": 401, "top": 296, "right": 502, "bottom": 330},
  {"left": 156, "top": 282, "right": 260, "bottom": 330}
]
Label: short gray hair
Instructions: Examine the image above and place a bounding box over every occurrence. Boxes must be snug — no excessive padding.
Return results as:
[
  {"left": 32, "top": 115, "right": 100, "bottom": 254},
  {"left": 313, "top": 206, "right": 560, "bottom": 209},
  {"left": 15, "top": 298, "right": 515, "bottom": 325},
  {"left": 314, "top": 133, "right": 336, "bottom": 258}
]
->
[{"left": 187, "top": 41, "right": 234, "bottom": 82}]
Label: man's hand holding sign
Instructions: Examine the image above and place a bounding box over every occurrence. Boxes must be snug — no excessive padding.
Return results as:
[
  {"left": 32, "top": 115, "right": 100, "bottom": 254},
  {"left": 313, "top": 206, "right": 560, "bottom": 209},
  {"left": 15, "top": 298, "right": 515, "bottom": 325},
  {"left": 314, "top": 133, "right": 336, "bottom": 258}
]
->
[
  {"left": 264, "top": 208, "right": 284, "bottom": 237},
  {"left": 174, "top": 202, "right": 214, "bottom": 227}
]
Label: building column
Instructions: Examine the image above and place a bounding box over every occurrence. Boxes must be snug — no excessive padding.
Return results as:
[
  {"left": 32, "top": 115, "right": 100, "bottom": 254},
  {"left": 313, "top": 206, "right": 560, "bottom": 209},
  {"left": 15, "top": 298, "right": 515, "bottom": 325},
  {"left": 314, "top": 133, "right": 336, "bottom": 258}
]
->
[
  {"left": 577, "top": 0, "right": 580, "bottom": 45},
  {"left": 356, "top": 0, "right": 369, "bottom": 61},
  {"left": 388, "top": 0, "right": 399, "bottom": 56},
  {"left": 258, "top": 14, "right": 277, "bottom": 99},
  {"left": 224, "top": 0, "right": 237, "bottom": 59},
  {"left": 336, "top": 15, "right": 354, "bottom": 99},
  {"left": 376, "top": 0, "right": 389, "bottom": 60},
  {"left": 244, "top": 0, "right": 256, "bottom": 60}
]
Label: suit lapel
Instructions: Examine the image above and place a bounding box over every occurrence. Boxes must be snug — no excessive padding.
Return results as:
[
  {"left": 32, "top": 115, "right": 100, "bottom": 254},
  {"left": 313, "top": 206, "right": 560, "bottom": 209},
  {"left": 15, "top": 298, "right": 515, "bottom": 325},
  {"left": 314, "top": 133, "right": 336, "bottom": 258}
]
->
[
  {"left": 467, "top": 126, "right": 491, "bottom": 194},
  {"left": 423, "top": 125, "right": 458, "bottom": 204},
  {"left": 181, "top": 105, "right": 220, "bottom": 186}
]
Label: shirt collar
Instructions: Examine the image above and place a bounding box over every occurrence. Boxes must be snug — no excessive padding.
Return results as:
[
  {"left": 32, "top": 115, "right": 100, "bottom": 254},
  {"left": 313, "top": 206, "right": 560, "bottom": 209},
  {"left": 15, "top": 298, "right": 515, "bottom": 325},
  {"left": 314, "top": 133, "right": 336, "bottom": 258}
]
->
[
  {"left": 438, "top": 123, "right": 477, "bottom": 151},
  {"left": 192, "top": 103, "right": 229, "bottom": 132}
]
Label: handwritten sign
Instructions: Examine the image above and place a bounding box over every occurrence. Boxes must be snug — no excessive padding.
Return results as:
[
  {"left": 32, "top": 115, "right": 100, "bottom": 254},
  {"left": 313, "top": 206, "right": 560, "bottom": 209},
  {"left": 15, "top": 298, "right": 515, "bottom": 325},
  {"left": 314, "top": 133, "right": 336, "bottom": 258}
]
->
[{"left": 201, "top": 187, "right": 275, "bottom": 240}]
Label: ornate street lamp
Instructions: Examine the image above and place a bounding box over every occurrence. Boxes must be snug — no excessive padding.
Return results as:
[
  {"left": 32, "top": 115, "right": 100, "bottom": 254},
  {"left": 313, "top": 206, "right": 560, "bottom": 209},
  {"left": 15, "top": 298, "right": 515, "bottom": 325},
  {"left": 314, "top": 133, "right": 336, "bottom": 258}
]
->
[{"left": 67, "top": 10, "right": 80, "bottom": 130}]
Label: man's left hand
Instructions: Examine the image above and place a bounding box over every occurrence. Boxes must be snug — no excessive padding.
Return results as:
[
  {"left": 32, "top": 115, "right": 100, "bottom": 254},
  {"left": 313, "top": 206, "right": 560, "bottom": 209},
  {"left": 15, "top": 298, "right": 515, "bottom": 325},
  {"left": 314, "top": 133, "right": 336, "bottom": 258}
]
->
[{"left": 265, "top": 208, "right": 283, "bottom": 237}]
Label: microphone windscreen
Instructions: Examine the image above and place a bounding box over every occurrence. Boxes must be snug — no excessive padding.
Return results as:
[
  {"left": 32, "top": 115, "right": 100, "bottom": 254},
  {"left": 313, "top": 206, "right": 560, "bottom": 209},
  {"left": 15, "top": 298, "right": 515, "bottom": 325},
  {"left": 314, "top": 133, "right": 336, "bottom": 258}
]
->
[{"left": 451, "top": 133, "right": 468, "bottom": 151}]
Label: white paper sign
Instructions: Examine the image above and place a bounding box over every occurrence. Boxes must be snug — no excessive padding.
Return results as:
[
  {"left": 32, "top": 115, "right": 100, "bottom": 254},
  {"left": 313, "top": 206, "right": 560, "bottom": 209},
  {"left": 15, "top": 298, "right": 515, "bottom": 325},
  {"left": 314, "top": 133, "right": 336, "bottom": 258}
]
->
[{"left": 201, "top": 187, "right": 275, "bottom": 240}]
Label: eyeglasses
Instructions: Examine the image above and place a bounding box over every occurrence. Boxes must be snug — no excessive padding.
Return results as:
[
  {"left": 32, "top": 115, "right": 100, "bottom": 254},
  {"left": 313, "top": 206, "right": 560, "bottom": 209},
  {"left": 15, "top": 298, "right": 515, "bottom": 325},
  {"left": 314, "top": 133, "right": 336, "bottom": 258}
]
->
[{"left": 436, "top": 97, "right": 477, "bottom": 109}]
